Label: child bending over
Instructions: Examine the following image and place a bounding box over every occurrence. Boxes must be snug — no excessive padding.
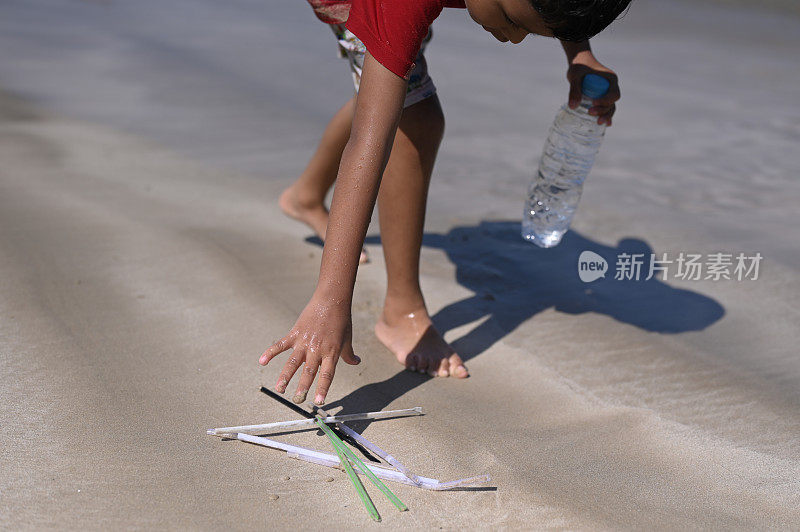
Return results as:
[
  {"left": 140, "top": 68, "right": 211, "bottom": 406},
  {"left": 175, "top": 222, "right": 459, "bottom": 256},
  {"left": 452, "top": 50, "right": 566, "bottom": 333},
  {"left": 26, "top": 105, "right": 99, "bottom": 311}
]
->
[{"left": 262, "top": 0, "right": 629, "bottom": 405}]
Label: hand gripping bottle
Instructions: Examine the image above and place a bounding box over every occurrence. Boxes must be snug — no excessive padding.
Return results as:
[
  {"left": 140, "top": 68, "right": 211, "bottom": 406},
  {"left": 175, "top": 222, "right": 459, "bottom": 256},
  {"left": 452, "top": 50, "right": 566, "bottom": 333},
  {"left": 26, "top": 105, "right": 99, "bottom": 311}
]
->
[{"left": 522, "top": 73, "right": 610, "bottom": 247}]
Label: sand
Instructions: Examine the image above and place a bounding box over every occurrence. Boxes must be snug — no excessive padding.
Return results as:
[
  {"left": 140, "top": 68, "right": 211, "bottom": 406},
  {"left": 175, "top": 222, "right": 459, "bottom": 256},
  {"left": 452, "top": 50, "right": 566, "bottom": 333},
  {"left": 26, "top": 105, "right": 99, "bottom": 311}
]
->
[{"left": 1, "top": 0, "right": 799, "bottom": 528}]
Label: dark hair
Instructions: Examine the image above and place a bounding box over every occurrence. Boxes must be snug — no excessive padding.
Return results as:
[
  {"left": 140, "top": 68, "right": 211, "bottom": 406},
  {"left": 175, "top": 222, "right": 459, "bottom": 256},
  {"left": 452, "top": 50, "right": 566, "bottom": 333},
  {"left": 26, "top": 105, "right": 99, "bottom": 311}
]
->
[{"left": 531, "top": 0, "right": 632, "bottom": 41}]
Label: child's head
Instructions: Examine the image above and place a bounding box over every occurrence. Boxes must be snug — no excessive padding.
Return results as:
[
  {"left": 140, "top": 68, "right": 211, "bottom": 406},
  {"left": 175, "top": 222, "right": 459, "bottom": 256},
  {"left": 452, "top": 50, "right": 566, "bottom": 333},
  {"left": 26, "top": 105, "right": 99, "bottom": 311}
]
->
[{"left": 464, "top": 0, "right": 631, "bottom": 43}]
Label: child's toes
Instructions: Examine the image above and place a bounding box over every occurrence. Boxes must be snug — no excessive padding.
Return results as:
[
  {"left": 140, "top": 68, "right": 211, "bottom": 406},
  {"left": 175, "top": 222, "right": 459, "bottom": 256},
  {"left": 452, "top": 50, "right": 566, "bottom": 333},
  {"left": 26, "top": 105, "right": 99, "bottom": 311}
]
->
[
  {"left": 425, "top": 358, "right": 449, "bottom": 377},
  {"left": 449, "top": 357, "right": 469, "bottom": 378},
  {"left": 427, "top": 359, "right": 447, "bottom": 377}
]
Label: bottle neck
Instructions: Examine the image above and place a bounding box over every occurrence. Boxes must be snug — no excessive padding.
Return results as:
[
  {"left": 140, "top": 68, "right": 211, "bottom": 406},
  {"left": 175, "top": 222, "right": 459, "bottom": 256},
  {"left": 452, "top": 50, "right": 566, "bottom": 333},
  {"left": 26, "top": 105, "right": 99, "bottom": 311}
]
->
[
  {"left": 564, "top": 94, "right": 602, "bottom": 122},
  {"left": 576, "top": 95, "right": 594, "bottom": 114}
]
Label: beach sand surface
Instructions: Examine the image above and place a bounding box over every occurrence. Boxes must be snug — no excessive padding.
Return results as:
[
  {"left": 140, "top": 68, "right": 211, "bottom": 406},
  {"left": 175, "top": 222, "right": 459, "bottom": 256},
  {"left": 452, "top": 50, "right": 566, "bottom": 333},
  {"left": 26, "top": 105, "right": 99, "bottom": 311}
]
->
[{"left": 1, "top": 0, "right": 799, "bottom": 528}]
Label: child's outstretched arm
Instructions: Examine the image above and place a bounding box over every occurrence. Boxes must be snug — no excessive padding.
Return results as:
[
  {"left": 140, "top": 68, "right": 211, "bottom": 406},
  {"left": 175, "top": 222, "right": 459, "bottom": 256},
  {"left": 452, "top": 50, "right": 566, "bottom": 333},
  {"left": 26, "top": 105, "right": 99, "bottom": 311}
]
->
[
  {"left": 259, "top": 53, "right": 408, "bottom": 405},
  {"left": 561, "top": 40, "right": 621, "bottom": 126}
]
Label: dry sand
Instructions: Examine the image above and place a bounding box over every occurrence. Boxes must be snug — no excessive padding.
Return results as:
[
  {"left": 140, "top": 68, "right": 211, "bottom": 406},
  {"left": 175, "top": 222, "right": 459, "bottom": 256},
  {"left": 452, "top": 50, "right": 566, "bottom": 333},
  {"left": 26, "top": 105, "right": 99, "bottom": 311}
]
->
[{"left": 1, "top": 0, "right": 799, "bottom": 528}]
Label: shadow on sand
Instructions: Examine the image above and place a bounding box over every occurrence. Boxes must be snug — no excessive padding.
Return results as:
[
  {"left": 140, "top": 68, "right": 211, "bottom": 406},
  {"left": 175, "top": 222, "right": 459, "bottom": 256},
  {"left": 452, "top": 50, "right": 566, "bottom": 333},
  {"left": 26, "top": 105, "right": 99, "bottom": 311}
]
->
[{"left": 308, "top": 220, "right": 724, "bottom": 424}]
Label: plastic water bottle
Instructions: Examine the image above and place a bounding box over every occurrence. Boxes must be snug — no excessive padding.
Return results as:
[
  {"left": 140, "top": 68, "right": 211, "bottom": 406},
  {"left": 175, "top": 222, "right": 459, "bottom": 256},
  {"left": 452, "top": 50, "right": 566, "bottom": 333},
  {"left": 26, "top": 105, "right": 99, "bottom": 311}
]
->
[{"left": 521, "top": 74, "right": 610, "bottom": 247}]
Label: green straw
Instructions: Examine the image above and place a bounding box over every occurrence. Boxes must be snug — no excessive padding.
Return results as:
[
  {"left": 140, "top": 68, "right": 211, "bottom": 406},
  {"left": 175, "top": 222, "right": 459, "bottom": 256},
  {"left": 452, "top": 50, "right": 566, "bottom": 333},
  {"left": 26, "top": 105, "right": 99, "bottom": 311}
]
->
[
  {"left": 315, "top": 416, "right": 408, "bottom": 512},
  {"left": 319, "top": 418, "right": 381, "bottom": 522}
]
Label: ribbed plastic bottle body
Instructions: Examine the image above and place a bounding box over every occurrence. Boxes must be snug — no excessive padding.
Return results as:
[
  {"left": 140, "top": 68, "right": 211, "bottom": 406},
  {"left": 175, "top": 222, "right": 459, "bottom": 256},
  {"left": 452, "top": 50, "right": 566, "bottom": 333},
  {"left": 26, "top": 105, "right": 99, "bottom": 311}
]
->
[{"left": 522, "top": 95, "right": 607, "bottom": 247}]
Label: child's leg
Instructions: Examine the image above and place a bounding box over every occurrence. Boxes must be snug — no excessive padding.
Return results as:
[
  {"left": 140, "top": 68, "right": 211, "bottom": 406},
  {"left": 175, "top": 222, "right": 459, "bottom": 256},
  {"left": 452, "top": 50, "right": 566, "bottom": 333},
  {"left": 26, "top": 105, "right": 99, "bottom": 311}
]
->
[
  {"left": 373, "top": 95, "right": 468, "bottom": 379},
  {"left": 289, "top": 22, "right": 465, "bottom": 376},
  {"left": 279, "top": 97, "right": 368, "bottom": 264}
]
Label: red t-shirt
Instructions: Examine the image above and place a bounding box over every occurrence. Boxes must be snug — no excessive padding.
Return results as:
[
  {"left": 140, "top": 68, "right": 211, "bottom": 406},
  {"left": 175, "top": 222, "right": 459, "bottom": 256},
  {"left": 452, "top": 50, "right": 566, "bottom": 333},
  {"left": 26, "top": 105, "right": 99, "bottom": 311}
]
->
[{"left": 306, "top": 0, "right": 467, "bottom": 79}]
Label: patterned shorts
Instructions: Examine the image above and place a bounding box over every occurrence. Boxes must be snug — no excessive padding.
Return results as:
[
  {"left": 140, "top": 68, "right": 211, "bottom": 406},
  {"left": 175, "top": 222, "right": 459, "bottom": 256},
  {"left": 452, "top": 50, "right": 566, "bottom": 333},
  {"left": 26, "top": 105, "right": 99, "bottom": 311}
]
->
[{"left": 330, "top": 24, "right": 437, "bottom": 108}]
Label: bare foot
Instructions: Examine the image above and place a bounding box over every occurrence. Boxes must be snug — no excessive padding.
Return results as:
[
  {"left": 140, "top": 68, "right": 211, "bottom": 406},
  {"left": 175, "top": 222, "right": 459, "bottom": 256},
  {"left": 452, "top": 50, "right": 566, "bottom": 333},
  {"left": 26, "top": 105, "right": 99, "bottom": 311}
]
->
[
  {"left": 374, "top": 308, "right": 469, "bottom": 378},
  {"left": 279, "top": 186, "right": 369, "bottom": 264}
]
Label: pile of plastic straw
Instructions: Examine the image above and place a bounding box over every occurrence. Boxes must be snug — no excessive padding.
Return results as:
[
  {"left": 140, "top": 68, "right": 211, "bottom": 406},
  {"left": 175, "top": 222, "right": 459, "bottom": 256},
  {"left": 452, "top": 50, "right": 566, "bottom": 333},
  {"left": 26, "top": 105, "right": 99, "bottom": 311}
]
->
[{"left": 206, "top": 388, "right": 491, "bottom": 521}]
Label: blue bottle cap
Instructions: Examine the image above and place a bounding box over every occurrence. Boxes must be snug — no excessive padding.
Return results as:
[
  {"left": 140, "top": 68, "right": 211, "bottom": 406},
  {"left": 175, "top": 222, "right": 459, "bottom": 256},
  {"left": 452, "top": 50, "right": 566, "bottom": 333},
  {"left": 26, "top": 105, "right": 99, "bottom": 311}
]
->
[{"left": 581, "top": 74, "right": 610, "bottom": 99}]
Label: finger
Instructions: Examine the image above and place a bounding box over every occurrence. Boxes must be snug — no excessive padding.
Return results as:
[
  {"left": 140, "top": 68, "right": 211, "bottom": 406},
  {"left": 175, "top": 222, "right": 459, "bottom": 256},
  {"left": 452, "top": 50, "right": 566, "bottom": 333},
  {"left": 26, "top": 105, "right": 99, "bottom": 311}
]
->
[
  {"left": 276, "top": 348, "right": 305, "bottom": 393},
  {"left": 588, "top": 105, "right": 611, "bottom": 116},
  {"left": 260, "top": 335, "right": 293, "bottom": 365},
  {"left": 589, "top": 103, "right": 615, "bottom": 120},
  {"left": 406, "top": 353, "right": 418, "bottom": 372},
  {"left": 593, "top": 87, "right": 621, "bottom": 107},
  {"left": 568, "top": 79, "right": 583, "bottom": 109},
  {"left": 293, "top": 357, "right": 319, "bottom": 404},
  {"left": 599, "top": 105, "right": 616, "bottom": 126},
  {"left": 339, "top": 343, "right": 361, "bottom": 366},
  {"left": 594, "top": 95, "right": 619, "bottom": 107},
  {"left": 313, "top": 356, "right": 337, "bottom": 405}
]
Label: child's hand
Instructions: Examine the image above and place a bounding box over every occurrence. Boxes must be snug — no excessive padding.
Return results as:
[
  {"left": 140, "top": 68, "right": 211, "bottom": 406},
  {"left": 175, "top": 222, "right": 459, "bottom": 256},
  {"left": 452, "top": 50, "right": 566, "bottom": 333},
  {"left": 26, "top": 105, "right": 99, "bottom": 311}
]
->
[
  {"left": 259, "top": 295, "right": 361, "bottom": 405},
  {"left": 566, "top": 58, "right": 620, "bottom": 127}
]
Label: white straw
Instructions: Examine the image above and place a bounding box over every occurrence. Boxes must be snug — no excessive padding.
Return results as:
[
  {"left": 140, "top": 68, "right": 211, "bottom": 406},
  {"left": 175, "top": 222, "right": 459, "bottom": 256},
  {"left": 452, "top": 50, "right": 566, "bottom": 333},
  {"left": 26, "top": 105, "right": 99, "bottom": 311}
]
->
[
  {"left": 207, "top": 407, "right": 423, "bottom": 436},
  {"left": 235, "top": 432, "right": 490, "bottom": 491},
  {"left": 287, "top": 450, "right": 491, "bottom": 491}
]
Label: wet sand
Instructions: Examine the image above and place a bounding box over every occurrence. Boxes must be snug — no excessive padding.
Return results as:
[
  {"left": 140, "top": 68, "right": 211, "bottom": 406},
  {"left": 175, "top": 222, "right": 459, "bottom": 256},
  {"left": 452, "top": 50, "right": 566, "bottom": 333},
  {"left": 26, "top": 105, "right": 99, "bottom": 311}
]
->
[{"left": 1, "top": 0, "right": 799, "bottom": 528}]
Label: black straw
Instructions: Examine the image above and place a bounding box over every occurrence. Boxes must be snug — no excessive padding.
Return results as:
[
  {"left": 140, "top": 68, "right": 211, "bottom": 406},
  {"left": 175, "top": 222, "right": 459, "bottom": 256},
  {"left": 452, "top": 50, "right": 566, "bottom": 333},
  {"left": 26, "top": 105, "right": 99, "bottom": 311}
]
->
[{"left": 259, "top": 386, "right": 379, "bottom": 462}]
